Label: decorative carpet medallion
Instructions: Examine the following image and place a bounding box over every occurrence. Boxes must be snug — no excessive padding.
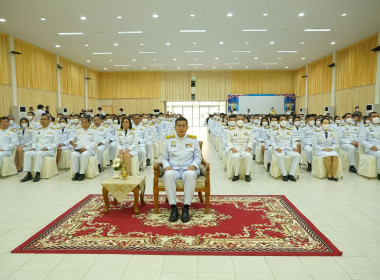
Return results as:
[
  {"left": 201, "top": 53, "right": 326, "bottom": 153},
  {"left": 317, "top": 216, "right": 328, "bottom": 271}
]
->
[{"left": 12, "top": 195, "right": 342, "bottom": 256}]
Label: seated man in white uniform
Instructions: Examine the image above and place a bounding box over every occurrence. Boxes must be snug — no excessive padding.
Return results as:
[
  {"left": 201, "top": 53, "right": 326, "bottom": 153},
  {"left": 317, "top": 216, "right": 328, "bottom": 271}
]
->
[
  {"left": 93, "top": 115, "right": 110, "bottom": 172},
  {"left": 227, "top": 115, "right": 253, "bottom": 182},
  {"left": 339, "top": 113, "right": 360, "bottom": 173},
  {"left": 142, "top": 114, "right": 156, "bottom": 166},
  {"left": 104, "top": 114, "right": 117, "bottom": 163},
  {"left": 132, "top": 114, "right": 147, "bottom": 167},
  {"left": 70, "top": 115, "right": 97, "bottom": 181},
  {"left": 270, "top": 115, "right": 300, "bottom": 182},
  {"left": 359, "top": 111, "right": 380, "bottom": 180},
  {"left": 162, "top": 117, "right": 201, "bottom": 223},
  {"left": 21, "top": 114, "right": 58, "bottom": 183},
  {"left": 0, "top": 116, "right": 18, "bottom": 172},
  {"left": 300, "top": 115, "right": 317, "bottom": 172}
]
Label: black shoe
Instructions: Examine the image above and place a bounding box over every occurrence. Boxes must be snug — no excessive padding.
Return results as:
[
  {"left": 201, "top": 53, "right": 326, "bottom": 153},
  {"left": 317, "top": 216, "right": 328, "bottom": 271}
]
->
[
  {"left": 169, "top": 205, "right": 179, "bottom": 222},
  {"left": 288, "top": 175, "right": 296, "bottom": 182},
  {"left": 98, "top": 165, "right": 102, "bottom": 173},
  {"left": 181, "top": 205, "right": 190, "bottom": 223},
  {"left": 332, "top": 177, "right": 339, "bottom": 181},
  {"left": 327, "top": 177, "right": 333, "bottom": 181},
  {"left": 20, "top": 172, "right": 33, "bottom": 182},
  {"left": 282, "top": 176, "right": 288, "bottom": 182},
  {"left": 232, "top": 175, "right": 239, "bottom": 181},
  {"left": 267, "top": 164, "right": 271, "bottom": 172},
  {"left": 72, "top": 173, "right": 79, "bottom": 181},
  {"left": 349, "top": 166, "right": 357, "bottom": 173},
  {"left": 306, "top": 164, "right": 312, "bottom": 172},
  {"left": 245, "top": 175, "right": 251, "bottom": 182},
  {"left": 78, "top": 174, "right": 85, "bottom": 181},
  {"left": 253, "top": 155, "right": 256, "bottom": 161},
  {"left": 146, "top": 159, "right": 151, "bottom": 166},
  {"left": 33, "top": 172, "right": 40, "bottom": 182},
  {"left": 378, "top": 174, "right": 380, "bottom": 180}
]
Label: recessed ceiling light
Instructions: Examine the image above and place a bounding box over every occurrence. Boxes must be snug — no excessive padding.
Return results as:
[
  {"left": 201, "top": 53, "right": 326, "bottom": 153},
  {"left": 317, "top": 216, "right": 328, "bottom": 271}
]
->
[
  {"left": 285, "top": 66, "right": 289, "bottom": 69},
  {"left": 117, "top": 16, "right": 123, "bottom": 19},
  {"left": 194, "top": 67, "right": 198, "bottom": 69},
  {"left": 300, "top": 41, "right": 305, "bottom": 44},
  {"left": 152, "top": 14, "right": 159, "bottom": 18},
  {"left": 173, "top": 58, "right": 177, "bottom": 61},
  {"left": 330, "top": 41, "right": 336, "bottom": 45},
  {"left": 160, "top": 67, "right": 163, "bottom": 69},
  {"left": 113, "top": 43, "right": 119, "bottom": 46},
  {"left": 254, "top": 57, "right": 259, "bottom": 60},
  {"left": 151, "top": 64, "right": 165, "bottom": 66},
  {"left": 232, "top": 50, "right": 251, "bottom": 53},
  {"left": 123, "top": 68, "right": 126, "bottom": 70},
  {"left": 242, "top": 29, "right": 268, "bottom": 32},
  {"left": 114, "top": 65, "right": 130, "bottom": 67},
  {"left": 225, "top": 63, "right": 240, "bottom": 65},
  {"left": 245, "top": 66, "right": 249, "bottom": 68},
  {"left": 153, "top": 58, "right": 157, "bottom": 61},
  {"left": 244, "top": 42, "right": 249, "bottom": 45},
  {"left": 58, "top": 32, "right": 84, "bottom": 35},
  {"left": 93, "top": 52, "right": 112, "bottom": 55},
  {"left": 193, "top": 42, "right": 197, "bottom": 45},
  {"left": 0, "top": 18, "right": 6, "bottom": 22},
  {"left": 228, "top": 67, "right": 232, "bottom": 69},
  {"left": 194, "top": 58, "right": 198, "bottom": 61},
  {"left": 278, "top": 57, "right": 282, "bottom": 60},
  {"left": 188, "top": 64, "right": 203, "bottom": 66},
  {"left": 301, "top": 57, "right": 306, "bottom": 60},
  {"left": 298, "top": 12, "right": 305, "bottom": 17},
  {"left": 55, "top": 44, "right": 60, "bottom": 48},
  {"left": 263, "top": 63, "right": 278, "bottom": 65},
  {"left": 165, "top": 42, "right": 171, "bottom": 46},
  {"left": 132, "top": 59, "right": 136, "bottom": 61},
  {"left": 185, "top": 50, "right": 204, "bottom": 53},
  {"left": 270, "top": 41, "right": 275, "bottom": 45},
  {"left": 142, "top": 67, "right": 146, "bottom": 69},
  {"left": 212, "top": 66, "right": 216, "bottom": 69},
  {"left": 118, "top": 31, "right": 143, "bottom": 34},
  {"left": 265, "top": 66, "right": 269, "bottom": 69},
  {"left": 190, "top": 14, "right": 195, "bottom": 17},
  {"left": 227, "top": 13, "right": 233, "bottom": 17},
  {"left": 304, "top": 28, "right": 331, "bottom": 32},
  {"left": 80, "top": 16, "right": 87, "bottom": 21},
  {"left": 219, "top": 41, "right": 224, "bottom": 45},
  {"left": 84, "top": 44, "right": 89, "bottom": 47},
  {"left": 140, "top": 43, "right": 144, "bottom": 46},
  {"left": 104, "top": 68, "right": 108, "bottom": 70},
  {"left": 40, "top": 17, "right": 46, "bottom": 21},
  {"left": 234, "top": 57, "right": 238, "bottom": 60},
  {"left": 109, "top": 59, "right": 113, "bottom": 62},
  {"left": 177, "top": 67, "right": 181, "bottom": 69},
  {"left": 215, "top": 57, "right": 219, "bottom": 60},
  {"left": 138, "top": 51, "right": 158, "bottom": 54},
  {"left": 263, "top": 13, "right": 269, "bottom": 16},
  {"left": 277, "top": 50, "right": 298, "bottom": 53},
  {"left": 86, "top": 60, "right": 91, "bottom": 63},
  {"left": 341, "top": 13, "right": 347, "bottom": 16},
  {"left": 180, "top": 29, "right": 206, "bottom": 33}
]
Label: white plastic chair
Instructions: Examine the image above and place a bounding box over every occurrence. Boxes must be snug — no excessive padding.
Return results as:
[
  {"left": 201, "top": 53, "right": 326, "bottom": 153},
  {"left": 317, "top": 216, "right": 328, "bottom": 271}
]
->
[
  {"left": 58, "top": 150, "right": 72, "bottom": 170},
  {"left": 311, "top": 148, "right": 343, "bottom": 179},
  {"left": 269, "top": 150, "right": 300, "bottom": 179},
  {"left": 357, "top": 144, "right": 378, "bottom": 178},
  {"left": 0, "top": 148, "right": 17, "bottom": 178},
  {"left": 70, "top": 148, "right": 99, "bottom": 179},
  {"left": 32, "top": 150, "right": 59, "bottom": 179},
  {"left": 227, "top": 156, "right": 252, "bottom": 179}
]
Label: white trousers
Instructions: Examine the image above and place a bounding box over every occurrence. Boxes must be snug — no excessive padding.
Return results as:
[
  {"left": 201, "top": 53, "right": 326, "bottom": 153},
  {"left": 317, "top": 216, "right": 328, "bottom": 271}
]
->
[
  {"left": 251, "top": 140, "right": 257, "bottom": 156},
  {"left": 71, "top": 151, "right": 93, "bottom": 174},
  {"left": 163, "top": 169, "right": 198, "bottom": 205},
  {"left": 138, "top": 144, "right": 146, "bottom": 165},
  {"left": 274, "top": 150, "right": 300, "bottom": 176},
  {"left": 341, "top": 144, "right": 358, "bottom": 166},
  {"left": 302, "top": 144, "right": 313, "bottom": 164},
  {"left": 145, "top": 141, "right": 153, "bottom": 160},
  {"left": 229, "top": 150, "right": 252, "bottom": 176},
  {"left": 97, "top": 144, "right": 107, "bottom": 164},
  {"left": 266, "top": 146, "right": 272, "bottom": 163},
  {"left": 24, "top": 150, "right": 55, "bottom": 172},
  {"left": 109, "top": 141, "right": 117, "bottom": 161},
  {"left": 368, "top": 150, "right": 380, "bottom": 173},
  {"left": 0, "top": 151, "right": 12, "bottom": 170}
]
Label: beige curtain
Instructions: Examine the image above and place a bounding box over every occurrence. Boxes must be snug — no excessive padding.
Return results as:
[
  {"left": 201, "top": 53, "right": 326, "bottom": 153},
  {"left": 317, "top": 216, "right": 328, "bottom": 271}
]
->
[
  {"left": 196, "top": 71, "right": 231, "bottom": 100},
  {"left": 294, "top": 67, "right": 306, "bottom": 97},
  {"left": 17, "top": 87, "right": 57, "bottom": 116},
  {"left": 87, "top": 68, "right": 99, "bottom": 98},
  {"left": 307, "top": 92, "right": 331, "bottom": 115},
  {"left": 295, "top": 95, "right": 305, "bottom": 114},
  {"left": 0, "top": 32, "right": 10, "bottom": 85},
  {"left": 99, "top": 71, "right": 161, "bottom": 99},
  {"left": 87, "top": 98, "right": 97, "bottom": 111},
  {"left": 308, "top": 54, "right": 333, "bottom": 95},
  {"left": 0, "top": 84, "right": 12, "bottom": 116},
  {"left": 112, "top": 98, "right": 163, "bottom": 114},
  {"left": 161, "top": 71, "right": 191, "bottom": 101},
  {"left": 336, "top": 84, "right": 375, "bottom": 116},
  {"left": 231, "top": 70, "right": 295, "bottom": 94},
  {"left": 337, "top": 33, "right": 378, "bottom": 90},
  {"left": 14, "top": 38, "right": 57, "bottom": 92},
  {"left": 59, "top": 57, "right": 84, "bottom": 96},
  {"left": 61, "top": 93, "right": 85, "bottom": 114}
]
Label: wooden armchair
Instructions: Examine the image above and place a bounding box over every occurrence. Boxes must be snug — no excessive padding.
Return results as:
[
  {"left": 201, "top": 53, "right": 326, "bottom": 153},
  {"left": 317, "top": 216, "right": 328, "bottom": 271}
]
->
[{"left": 153, "top": 141, "right": 210, "bottom": 214}]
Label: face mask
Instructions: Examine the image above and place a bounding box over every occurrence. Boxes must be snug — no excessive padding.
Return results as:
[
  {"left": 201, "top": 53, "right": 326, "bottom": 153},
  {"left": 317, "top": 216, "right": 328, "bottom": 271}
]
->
[
  {"left": 250, "top": 119, "right": 254, "bottom": 123},
  {"left": 280, "top": 120, "right": 288, "bottom": 127},
  {"left": 106, "top": 119, "right": 112, "bottom": 124},
  {"left": 372, "top": 117, "right": 380, "bottom": 124},
  {"left": 253, "top": 119, "right": 259, "bottom": 124},
  {"left": 237, "top": 120, "right": 244, "bottom": 127},
  {"left": 9, "top": 120, "right": 14, "bottom": 125},
  {"left": 229, "top": 121, "right": 236, "bottom": 126},
  {"left": 152, "top": 119, "right": 156, "bottom": 123},
  {"left": 120, "top": 111, "right": 123, "bottom": 114},
  {"left": 21, "top": 123, "right": 28, "bottom": 129},
  {"left": 60, "top": 123, "right": 67, "bottom": 128},
  {"left": 322, "top": 124, "right": 330, "bottom": 130},
  {"left": 73, "top": 119, "right": 79, "bottom": 124},
  {"left": 300, "top": 120, "right": 305, "bottom": 124},
  {"left": 309, "top": 120, "right": 315, "bottom": 126},
  {"left": 355, "top": 108, "right": 359, "bottom": 111},
  {"left": 67, "top": 119, "right": 72, "bottom": 125},
  {"left": 294, "top": 121, "right": 300, "bottom": 126},
  {"left": 158, "top": 117, "right": 164, "bottom": 120},
  {"left": 316, "top": 120, "right": 321, "bottom": 126},
  {"left": 259, "top": 117, "right": 262, "bottom": 120},
  {"left": 346, "top": 118, "right": 353, "bottom": 124},
  {"left": 335, "top": 120, "right": 340, "bottom": 124},
  {"left": 288, "top": 119, "right": 293, "bottom": 123},
  {"left": 365, "top": 120, "right": 371, "bottom": 124},
  {"left": 57, "top": 118, "right": 60, "bottom": 122},
  {"left": 27, "top": 116, "right": 33, "bottom": 121},
  {"left": 113, "top": 120, "right": 118, "bottom": 124},
  {"left": 271, "top": 121, "right": 277, "bottom": 127},
  {"left": 262, "top": 121, "right": 268, "bottom": 126},
  {"left": 142, "top": 119, "right": 148, "bottom": 124}
]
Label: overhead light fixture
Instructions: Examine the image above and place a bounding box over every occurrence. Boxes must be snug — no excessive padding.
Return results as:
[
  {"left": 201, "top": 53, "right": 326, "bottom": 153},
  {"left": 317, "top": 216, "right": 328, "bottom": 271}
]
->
[
  {"left": 278, "top": 57, "right": 282, "bottom": 60},
  {"left": 234, "top": 57, "right": 238, "bottom": 60},
  {"left": 140, "top": 43, "right": 144, "bottom": 46},
  {"left": 263, "top": 63, "right": 278, "bottom": 65},
  {"left": 341, "top": 13, "right": 347, "bottom": 16},
  {"left": 40, "top": 17, "right": 46, "bottom": 21},
  {"left": 242, "top": 29, "right": 268, "bottom": 32},
  {"left": 212, "top": 66, "right": 216, "bottom": 69},
  {"left": 298, "top": 12, "right": 305, "bottom": 17},
  {"left": 263, "top": 13, "right": 269, "bottom": 16},
  {"left": 86, "top": 60, "right": 91, "bottom": 62},
  {"left": 270, "top": 41, "right": 275, "bottom": 45},
  {"left": 301, "top": 57, "right": 306, "bottom": 60},
  {"left": 300, "top": 41, "right": 305, "bottom": 44},
  {"left": 123, "top": 68, "right": 126, "bottom": 70},
  {"left": 117, "top": 16, "right": 123, "bottom": 19},
  {"left": 93, "top": 52, "right": 112, "bottom": 55},
  {"left": 193, "top": 42, "right": 197, "bottom": 45},
  {"left": 285, "top": 66, "right": 289, "bottom": 69},
  {"left": 215, "top": 57, "right": 219, "bottom": 60},
  {"left": 132, "top": 59, "right": 136, "bottom": 61},
  {"left": 190, "top": 14, "right": 195, "bottom": 17},
  {"left": 173, "top": 58, "right": 177, "bottom": 61},
  {"left": 104, "top": 68, "right": 108, "bottom": 71},
  {"left": 330, "top": 41, "right": 336, "bottom": 45},
  {"left": 228, "top": 67, "right": 232, "bottom": 69},
  {"left": 55, "top": 44, "right": 60, "bottom": 48},
  {"left": 245, "top": 66, "right": 249, "bottom": 68},
  {"left": 151, "top": 64, "right": 165, "bottom": 66},
  {"left": 219, "top": 41, "right": 224, "bottom": 45},
  {"left": 80, "top": 16, "right": 87, "bottom": 21},
  {"left": 194, "top": 67, "right": 198, "bottom": 69},
  {"left": 177, "top": 67, "right": 181, "bottom": 69},
  {"left": 0, "top": 18, "right": 6, "bottom": 22},
  {"left": 188, "top": 64, "right": 203, "bottom": 66},
  {"left": 113, "top": 43, "right": 119, "bottom": 46},
  {"left": 227, "top": 13, "right": 233, "bottom": 17},
  {"left": 225, "top": 63, "right": 240, "bottom": 65},
  {"left": 84, "top": 44, "right": 89, "bottom": 47},
  {"left": 244, "top": 42, "right": 249, "bottom": 45},
  {"left": 185, "top": 50, "right": 204, "bottom": 53},
  {"left": 304, "top": 28, "right": 331, "bottom": 32},
  {"left": 232, "top": 50, "right": 251, "bottom": 53},
  {"left": 142, "top": 66, "right": 146, "bottom": 69},
  {"left": 160, "top": 67, "right": 164, "bottom": 69},
  {"left": 277, "top": 50, "right": 298, "bottom": 53},
  {"left": 265, "top": 66, "right": 269, "bottom": 69},
  {"left": 109, "top": 59, "right": 113, "bottom": 62},
  {"left": 165, "top": 42, "right": 171, "bottom": 46},
  {"left": 114, "top": 65, "right": 130, "bottom": 67},
  {"left": 153, "top": 58, "right": 157, "bottom": 61},
  {"left": 180, "top": 29, "right": 206, "bottom": 33},
  {"left": 254, "top": 57, "right": 259, "bottom": 60},
  {"left": 152, "top": 14, "right": 159, "bottom": 18},
  {"left": 118, "top": 31, "right": 143, "bottom": 34},
  {"left": 138, "top": 51, "right": 158, "bottom": 54},
  {"left": 58, "top": 32, "right": 84, "bottom": 35}
]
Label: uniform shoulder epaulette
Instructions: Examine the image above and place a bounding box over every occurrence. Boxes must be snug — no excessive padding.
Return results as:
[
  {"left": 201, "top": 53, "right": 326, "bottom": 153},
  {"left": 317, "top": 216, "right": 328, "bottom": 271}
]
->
[
  {"left": 10, "top": 128, "right": 16, "bottom": 132},
  {"left": 17, "top": 127, "right": 22, "bottom": 130},
  {"left": 28, "top": 127, "right": 33, "bottom": 129},
  {"left": 117, "top": 128, "right": 122, "bottom": 131},
  {"left": 76, "top": 127, "right": 81, "bottom": 129},
  {"left": 50, "top": 127, "right": 55, "bottom": 130},
  {"left": 166, "top": 134, "right": 175, "bottom": 139},
  {"left": 340, "top": 123, "right": 345, "bottom": 126},
  {"left": 142, "top": 125, "right": 146, "bottom": 127},
  {"left": 187, "top": 134, "right": 197, "bottom": 139},
  {"left": 329, "top": 129, "right": 335, "bottom": 132},
  {"left": 92, "top": 126, "right": 98, "bottom": 130},
  {"left": 149, "top": 123, "right": 154, "bottom": 126},
  {"left": 364, "top": 124, "right": 370, "bottom": 127},
  {"left": 264, "top": 126, "right": 270, "bottom": 129},
  {"left": 245, "top": 126, "right": 252, "bottom": 129},
  {"left": 315, "top": 129, "right": 321, "bottom": 132},
  {"left": 36, "top": 127, "right": 41, "bottom": 130},
  {"left": 258, "top": 125, "right": 262, "bottom": 128},
  {"left": 273, "top": 127, "right": 279, "bottom": 131},
  {"left": 286, "top": 127, "right": 292, "bottom": 130},
  {"left": 224, "top": 126, "right": 229, "bottom": 129},
  {"left": 300, "top": 124, "right": 306, "bottom": 128},
  {"left": 157, "top": 121, "right": 161, "bottom": 124},
  {"left": 229, "top": 127, "right": 235, "bottom": 130},
  {"left": 131, "top": 128, "right": 135, "bottom": 130},
  {"left": 352, "top": 124, "right": 357, "bottom": 126}
]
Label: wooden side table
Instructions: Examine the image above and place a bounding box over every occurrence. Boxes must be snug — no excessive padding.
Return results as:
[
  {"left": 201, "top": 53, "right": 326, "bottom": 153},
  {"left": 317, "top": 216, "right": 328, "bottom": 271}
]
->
[{"left": 101, "top": 176, "right": 146, "bottom": 214}]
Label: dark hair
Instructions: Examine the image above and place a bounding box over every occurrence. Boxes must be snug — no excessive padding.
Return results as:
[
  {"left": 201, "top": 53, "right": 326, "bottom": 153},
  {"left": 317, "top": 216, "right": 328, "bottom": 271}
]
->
[
  {"left": 93, "top": 114, "right": 101, "bottom": 120},
  {"left": 119, "top": 108, "right": 123, "bottom": 111},
  {"left": 260, "top": 117, "right": 269, "bottom": 126},
  {"left": 0, "top": 116, "right": 9, "bottom": 122},
  {"left": 320, "top": 117, "right": 330, "bottom": 125},
  {"left": 41, "top": 113, "right": 49, "bottom": 120},
  {"left": 278, "top": 114, "right": 288, "bottom": 120},
  {"left": 334, "top": 115, "right": 340, "bottom": 121},
  {"left": 73, "top": 114, "right": 80, "bottom": 118},
  {"left": 120, "top": 116, "right": 132, "bottom": 130},
  {"left": 98, "top": 107, "right": 102, "bottom": 110},
  {"left": 105, "top": 113, "right": 112, "bottom": 118},
  {"left": 37, "top": 104, "right": 44, "bottom": 110},
  {"left": 19, "top": 117, "right": 29, "bottom": 127},
  {"left": 82, "top": 115, "right": 91, "bottom": 123},
  {"left": 27, "top": 111, "right": 35, "bottom": 116},
  {"left": 306, "top": 114, "right": 315, "bottom": 120},
  {"left": 175, "top": 117, "right": 188, "bottom": 126},
  {"left": 344, "top": 113, "right": 352, "bottom": 119},
  {"left": 59, "top": 117, "right": 67, "bottom": 123},
  {"left": 369, "top": 112, "right": 378, "bottom": 118},
  {"left": 270, "top": 115, "right": 278, "bottom": 121}
]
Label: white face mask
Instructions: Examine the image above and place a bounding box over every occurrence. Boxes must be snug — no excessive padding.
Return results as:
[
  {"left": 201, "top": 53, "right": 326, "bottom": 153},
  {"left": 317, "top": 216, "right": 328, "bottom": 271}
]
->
[
  {"left": 60, "top": 123, "right": 67, "bottom": 128},
  {"left": 294, "top": 121, "right": 300, "bottom": 126},
  {"left": 253, "top": 119, "right": 259, "bottom": 124},
  {"left": 288, "top": 119, "right": 293, "bottom": 123},
  {"left": 113, "top": 120, "right": 119, "bottom": 124},
  {"left": 308, "top": 120, "right": 315, "bottom": 126},
  {"left": 262, "top": 121, "right": 268, "bottom": 126},
  {"left": 280, "top": 120, "right": 288, "bottom": 127},
  {"left": 237, "top": 120, "right": 244, "bottom": 127},
  {"left": 271, "top": 121, "right": 277, "bottom": 127},
  {"left": 322, "top": 124, "right": 330, "bottom": 131},
  {"left": 27, "top": 116, "right": 33, "bottom": 121},
  {"left": 142, "top": 119, "right": 148, "bottom": 124},
  {"left": 67, "top": 119, "right": 72, "bottom": 125},
  {"left": 106, "top": 119, "right": 112, "bottom": 124},
  {"left": 152, "top": 119, "right": 156, "bottom": 123},
  {"left": 229, "top": 121, "right": 236, "bottom": 126},
  {"left": 316, "top": 120, "right": 321, "bottom": 126},
  {"left": 72, "top": 119, "right": 79, "bottom": 124},
  {"left": 372, "top": 117, "right": 380, "bottom": 124},
  {"left": 250, "top": 119, "right": 254, "bottom": 123},
  {"left": 9, "top": 120, "right": 14, "bottom": 125},
  {"left": 346, "top": 118, "right": 353, "bottom": 124},
  {"left": 300, "top": 120, "right": 305, "bottom": 124},
  {"left": 158, "top": 117, "right": 164, "bottom": 120},
  {"left": 365, "top": 120, "right": 371, "bottom": 124},
  {"left": 120, "top": 111, "right": 123, "bottom": 114},
  {"left": 355, "top": 108, "right": 359, "bottom": 111},
  {"left": 21, "top": 123, "right": 28, "bottom": 129},
  {"left": 335, "top": 120, "right": 341, "bottom": 124}
]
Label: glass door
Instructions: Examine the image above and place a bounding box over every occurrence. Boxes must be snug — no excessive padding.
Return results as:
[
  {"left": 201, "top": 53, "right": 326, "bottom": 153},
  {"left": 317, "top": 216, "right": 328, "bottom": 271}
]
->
[{"left": 182, "top": 107, "right": 193, "bottom": 126}]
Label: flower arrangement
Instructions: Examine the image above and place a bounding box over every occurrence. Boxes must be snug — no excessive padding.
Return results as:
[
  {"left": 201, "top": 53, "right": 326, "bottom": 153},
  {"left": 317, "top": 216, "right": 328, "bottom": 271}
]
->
[{"left": 112, "top": 158, "right": 122, "bottom": 171}]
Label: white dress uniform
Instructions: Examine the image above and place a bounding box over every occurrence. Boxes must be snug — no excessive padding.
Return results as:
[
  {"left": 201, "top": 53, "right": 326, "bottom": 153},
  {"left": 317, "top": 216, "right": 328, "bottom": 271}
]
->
[
  {"left": 227, "top": 126, "right": 253, "bottom": 176},
  {"left": 312, "top": 129, "right": 339, "bottom": 157},
  {"left": 133, "top": 123, "right": 148, "bottom": 165},
  {"left": 116, "top": 128, "right": 139, "bottom": 156},
  {"left": 143, "top": 122, "right": 157, "bottom": 160},
  {"left": 300, "top": 125, "right": 316, "bottom": 163},
  {"left": 270, "top": 126, "right": 300, "bottom": 176},
  {"left": 70, "top": 127, "right": 97, "bottom": 174},
  {"left": 57, "top": 126, "right": 73, "bottom": 151},
  {"left": 107, "top": 123, "right": 117, "bottom": 160},
  {"left": 0, "top": 127, "right": 17, "bottom": 169},
  {"left": 17, "top": 127, "right": 34, "bottom": 151},
  {"left": 339, "top": 123, "right": 360, "bottom": 166},
  {"left": 23, "top": 126, "right": 58, "bottom": 173},
  {"left": 161, "top": 133, "right": 201, "bottom": 205},
  {"left": 359, "top": 123, "right": 380, "bottom": 173},
  {"left": 93, "top": 124, "right": 110, "bottom": 164},
  {"left": 250, "top": 121, "right": 260, "bottom": 156},
  {"left": 34, "top": 109, "right": 45, "bottom": 122}
]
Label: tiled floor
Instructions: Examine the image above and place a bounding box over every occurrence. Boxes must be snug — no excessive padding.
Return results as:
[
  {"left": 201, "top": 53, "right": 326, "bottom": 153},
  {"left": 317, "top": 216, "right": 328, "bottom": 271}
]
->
[{"left": 0, "top": 127, "right": 380, "bottom": 280}]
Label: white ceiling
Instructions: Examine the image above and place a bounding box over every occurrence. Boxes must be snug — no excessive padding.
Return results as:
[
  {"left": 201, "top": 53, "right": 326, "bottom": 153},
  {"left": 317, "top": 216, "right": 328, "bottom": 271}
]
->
[{"left": 0, "top": 0, "right": 379, "bottom": 72}]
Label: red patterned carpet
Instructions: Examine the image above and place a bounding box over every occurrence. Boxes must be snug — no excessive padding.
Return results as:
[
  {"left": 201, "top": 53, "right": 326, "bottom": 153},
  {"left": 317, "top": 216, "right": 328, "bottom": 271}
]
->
[{"left": 12, "top": 195, "right": 342, "bottom": 256}]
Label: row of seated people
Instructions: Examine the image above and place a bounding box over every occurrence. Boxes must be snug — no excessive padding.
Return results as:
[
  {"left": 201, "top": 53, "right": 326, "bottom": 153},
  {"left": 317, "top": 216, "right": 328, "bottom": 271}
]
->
[
  {"left": 0, "top": 112, "right": 182, "bottom": 181},
  {"left": 208, "top": 112, "right": 380, "bottom": 182}
]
